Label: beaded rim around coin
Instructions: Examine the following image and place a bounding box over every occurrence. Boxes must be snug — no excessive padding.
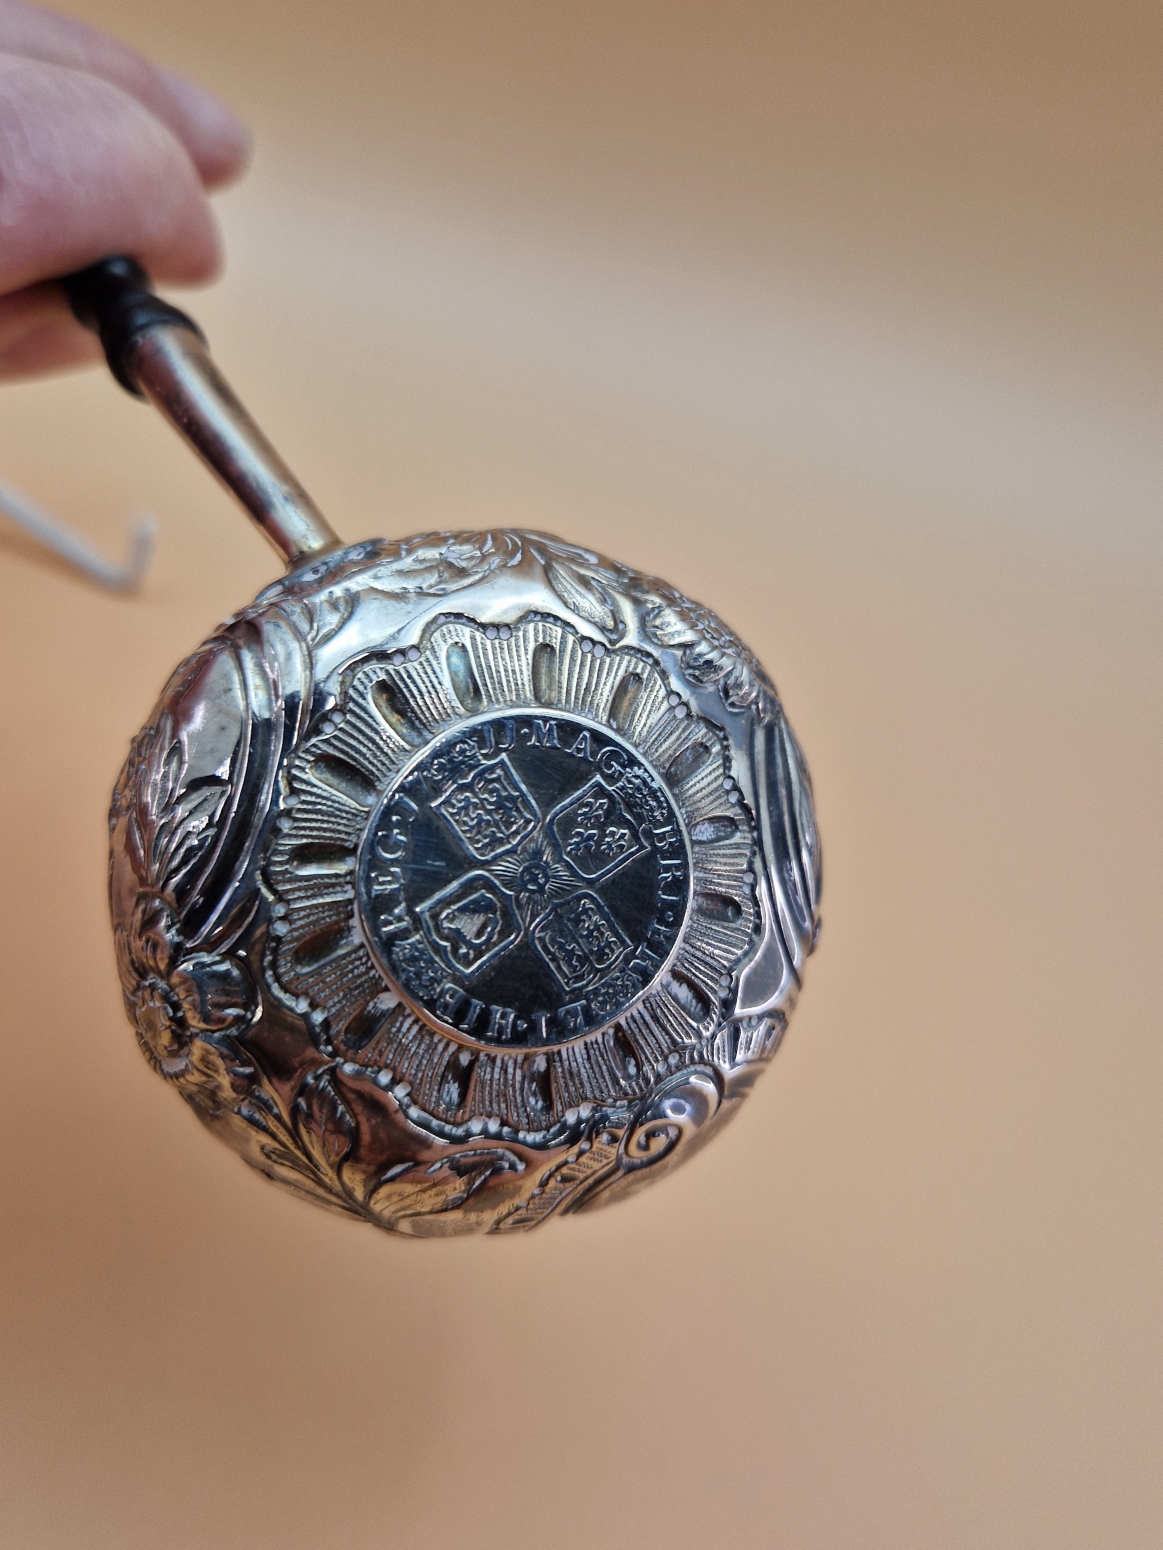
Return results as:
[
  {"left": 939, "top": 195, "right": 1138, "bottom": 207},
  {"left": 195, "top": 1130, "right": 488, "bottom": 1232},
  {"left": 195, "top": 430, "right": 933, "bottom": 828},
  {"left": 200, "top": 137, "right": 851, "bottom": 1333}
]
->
[{"left": 266, "top": 611, "right": 760, "bottom": 1145}]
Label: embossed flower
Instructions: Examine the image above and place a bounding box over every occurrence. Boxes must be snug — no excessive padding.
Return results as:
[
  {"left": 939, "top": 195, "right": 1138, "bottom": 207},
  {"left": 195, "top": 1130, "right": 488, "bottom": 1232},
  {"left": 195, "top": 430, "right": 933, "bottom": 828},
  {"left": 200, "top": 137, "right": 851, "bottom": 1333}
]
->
[
  {"left": 491, "top": 836, "right": 576, "bottom": 923},
  {"left": 118, "top": 892, "right": 256, "bottom": 1081},
  {"left": 130, "top": 976, "right": 187, "bottom": 1066},
  {"left": 642, "top": 592, "right": 780, "bottom": 721}
]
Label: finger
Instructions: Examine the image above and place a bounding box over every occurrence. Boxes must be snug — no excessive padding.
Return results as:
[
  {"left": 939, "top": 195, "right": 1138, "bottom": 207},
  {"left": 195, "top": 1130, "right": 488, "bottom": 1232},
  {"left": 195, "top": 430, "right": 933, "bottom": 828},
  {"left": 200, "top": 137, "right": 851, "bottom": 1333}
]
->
[
  {"left": 0, "top": 0, "right": 249, "bottom": 187},
  {"left": 0, "top": 282, "right": 101, "bottom": 381},
  {"left": 0, "top": 55, "right": 222, "bottom": 296}
]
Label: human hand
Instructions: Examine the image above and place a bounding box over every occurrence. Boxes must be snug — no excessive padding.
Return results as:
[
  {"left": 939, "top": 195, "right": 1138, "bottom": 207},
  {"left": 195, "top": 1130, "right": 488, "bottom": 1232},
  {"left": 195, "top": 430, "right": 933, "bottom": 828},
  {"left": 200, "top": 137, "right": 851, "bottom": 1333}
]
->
[{"left": 0, "top": 1, "right": 249, "bottom": 381}]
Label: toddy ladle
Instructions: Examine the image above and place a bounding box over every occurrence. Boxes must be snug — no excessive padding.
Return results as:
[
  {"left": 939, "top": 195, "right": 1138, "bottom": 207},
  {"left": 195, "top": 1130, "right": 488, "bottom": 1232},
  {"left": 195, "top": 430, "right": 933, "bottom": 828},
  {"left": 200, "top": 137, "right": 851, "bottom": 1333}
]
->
[{"left": 63, "top": 254, "right": 822, "bottom": 1236}]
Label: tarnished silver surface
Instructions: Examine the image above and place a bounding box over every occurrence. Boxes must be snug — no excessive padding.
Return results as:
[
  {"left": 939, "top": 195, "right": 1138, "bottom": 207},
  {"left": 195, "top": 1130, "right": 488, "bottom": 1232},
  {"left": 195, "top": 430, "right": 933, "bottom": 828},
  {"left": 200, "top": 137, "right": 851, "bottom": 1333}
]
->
[{"left": 110, "top": 529, "right": 821, "bottom": 1234}]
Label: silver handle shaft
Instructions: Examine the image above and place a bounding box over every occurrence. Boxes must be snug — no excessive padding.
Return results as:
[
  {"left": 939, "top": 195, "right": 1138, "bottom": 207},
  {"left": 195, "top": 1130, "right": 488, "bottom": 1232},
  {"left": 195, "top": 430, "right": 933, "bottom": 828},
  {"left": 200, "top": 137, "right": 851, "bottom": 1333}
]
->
[
  {"left": 129, "top": 325, "right": 342, "bottom": 567},
  {"left": 63, "top": 257, "right": 344, "bottom": 570}
]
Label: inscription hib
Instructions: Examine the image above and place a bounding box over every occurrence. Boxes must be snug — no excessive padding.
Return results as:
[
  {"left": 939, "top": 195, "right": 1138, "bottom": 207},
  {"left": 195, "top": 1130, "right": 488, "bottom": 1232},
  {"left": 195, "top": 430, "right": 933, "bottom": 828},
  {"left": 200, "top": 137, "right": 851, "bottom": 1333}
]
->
[{"left": 357, "top": 714, "right": 692, "bottom": 1048}]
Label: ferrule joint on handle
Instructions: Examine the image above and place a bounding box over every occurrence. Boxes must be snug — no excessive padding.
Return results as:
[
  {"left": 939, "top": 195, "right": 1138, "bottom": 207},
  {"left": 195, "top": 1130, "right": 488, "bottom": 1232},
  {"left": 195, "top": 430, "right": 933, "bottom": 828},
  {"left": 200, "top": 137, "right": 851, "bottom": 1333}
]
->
[{"left": 63, "top": 257, "right": 344, "bottom": 569}]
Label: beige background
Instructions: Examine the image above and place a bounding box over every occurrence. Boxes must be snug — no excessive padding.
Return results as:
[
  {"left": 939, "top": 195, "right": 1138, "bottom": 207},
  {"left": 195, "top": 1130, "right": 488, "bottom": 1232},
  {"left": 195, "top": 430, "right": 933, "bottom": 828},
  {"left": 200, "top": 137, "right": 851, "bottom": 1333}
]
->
[{"left": 1, "top": 3, "right": 1161, "bottom": 1546}]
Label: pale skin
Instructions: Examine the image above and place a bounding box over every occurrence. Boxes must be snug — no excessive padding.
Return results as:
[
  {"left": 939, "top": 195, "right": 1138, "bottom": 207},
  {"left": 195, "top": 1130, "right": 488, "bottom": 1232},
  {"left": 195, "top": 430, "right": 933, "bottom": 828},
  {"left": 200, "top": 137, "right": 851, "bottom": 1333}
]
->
[{"left": 0, "top": 0, "right": 249, "bottom": 381}]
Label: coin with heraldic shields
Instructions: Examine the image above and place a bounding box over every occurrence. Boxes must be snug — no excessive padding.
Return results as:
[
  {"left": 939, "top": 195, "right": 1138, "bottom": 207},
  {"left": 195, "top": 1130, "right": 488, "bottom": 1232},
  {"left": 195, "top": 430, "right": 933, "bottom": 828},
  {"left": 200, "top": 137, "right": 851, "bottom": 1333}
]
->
[{"left": 69, "top": 258, "right": 822, "bottom": 1236}]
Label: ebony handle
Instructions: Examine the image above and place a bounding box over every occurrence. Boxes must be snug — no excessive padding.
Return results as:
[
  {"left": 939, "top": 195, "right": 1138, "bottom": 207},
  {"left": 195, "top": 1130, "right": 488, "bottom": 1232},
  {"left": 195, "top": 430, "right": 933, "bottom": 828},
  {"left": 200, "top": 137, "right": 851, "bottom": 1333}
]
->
[
  {"left": 61, "top": 256, "right": 343, "bottom": 567},
  {"left": 63, "top": 256, "right": 204, "bottom": 397}
]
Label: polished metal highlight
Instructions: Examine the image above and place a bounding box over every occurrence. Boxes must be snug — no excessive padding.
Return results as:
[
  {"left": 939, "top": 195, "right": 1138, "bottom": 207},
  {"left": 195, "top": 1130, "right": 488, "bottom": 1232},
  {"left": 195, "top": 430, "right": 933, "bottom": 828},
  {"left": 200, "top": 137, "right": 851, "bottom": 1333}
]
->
[
  {"left": 110, "top": 530, "right": 822, "bottom": 1234},
  {"left": 128, "top": 326, "right": 342, "bottom": 566}
]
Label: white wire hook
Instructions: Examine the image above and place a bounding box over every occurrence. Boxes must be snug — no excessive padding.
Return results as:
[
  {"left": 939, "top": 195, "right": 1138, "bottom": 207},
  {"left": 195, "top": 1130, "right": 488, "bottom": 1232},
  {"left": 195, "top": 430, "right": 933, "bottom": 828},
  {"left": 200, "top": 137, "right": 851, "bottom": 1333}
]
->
[{"left": 0, "top": 476, "right": 155, "bottom": 592}]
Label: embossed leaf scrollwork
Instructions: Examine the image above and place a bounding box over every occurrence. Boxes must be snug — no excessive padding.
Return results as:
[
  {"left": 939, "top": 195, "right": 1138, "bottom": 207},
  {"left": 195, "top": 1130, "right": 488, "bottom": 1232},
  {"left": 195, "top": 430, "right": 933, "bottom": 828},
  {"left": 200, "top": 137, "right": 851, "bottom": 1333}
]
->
[
  {"left": 237, "top": 1069, "right": 364, "bottom": 1217},
  {"left": 620, "top": 1119, "right": 682, "bottom": 1171},
  {"left": 251, "top": 530, "right": 525, "bottom": 613},
  {"left": 379, "top": 531, "right": 523, "bottom": 596},
  {"left": 122, "top": 711, "right": 230, "bottom": 899},
  {"left": 521, "top": 532, "right": 781, "bottom": 716},
  {"left": 276, "top": 588, "right": 357, "bottom": 652},
  {"left": 240, "top": 1065, "right": 427, "bottom": 1224},
  {"left": 641, "top": 591, "right": 780, "bottom": 721},
  {"left": 521, "top": 533, "right": 626, "bottom": 640},
  {"left": 235, "top": 527, "right": 780, "bottom": 722},
  {"left": 114, "top": 708, "right": 256, "bottom": 1117},
  {"left": 364, "top": 1149, "right": 525, "bottom": 1230},
  {"left": 292, "top": 1066, "right": 357, "bottom": 1184},
  {"left": 239, "top": 1066, "right": 526, "bottom": 1227}
]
